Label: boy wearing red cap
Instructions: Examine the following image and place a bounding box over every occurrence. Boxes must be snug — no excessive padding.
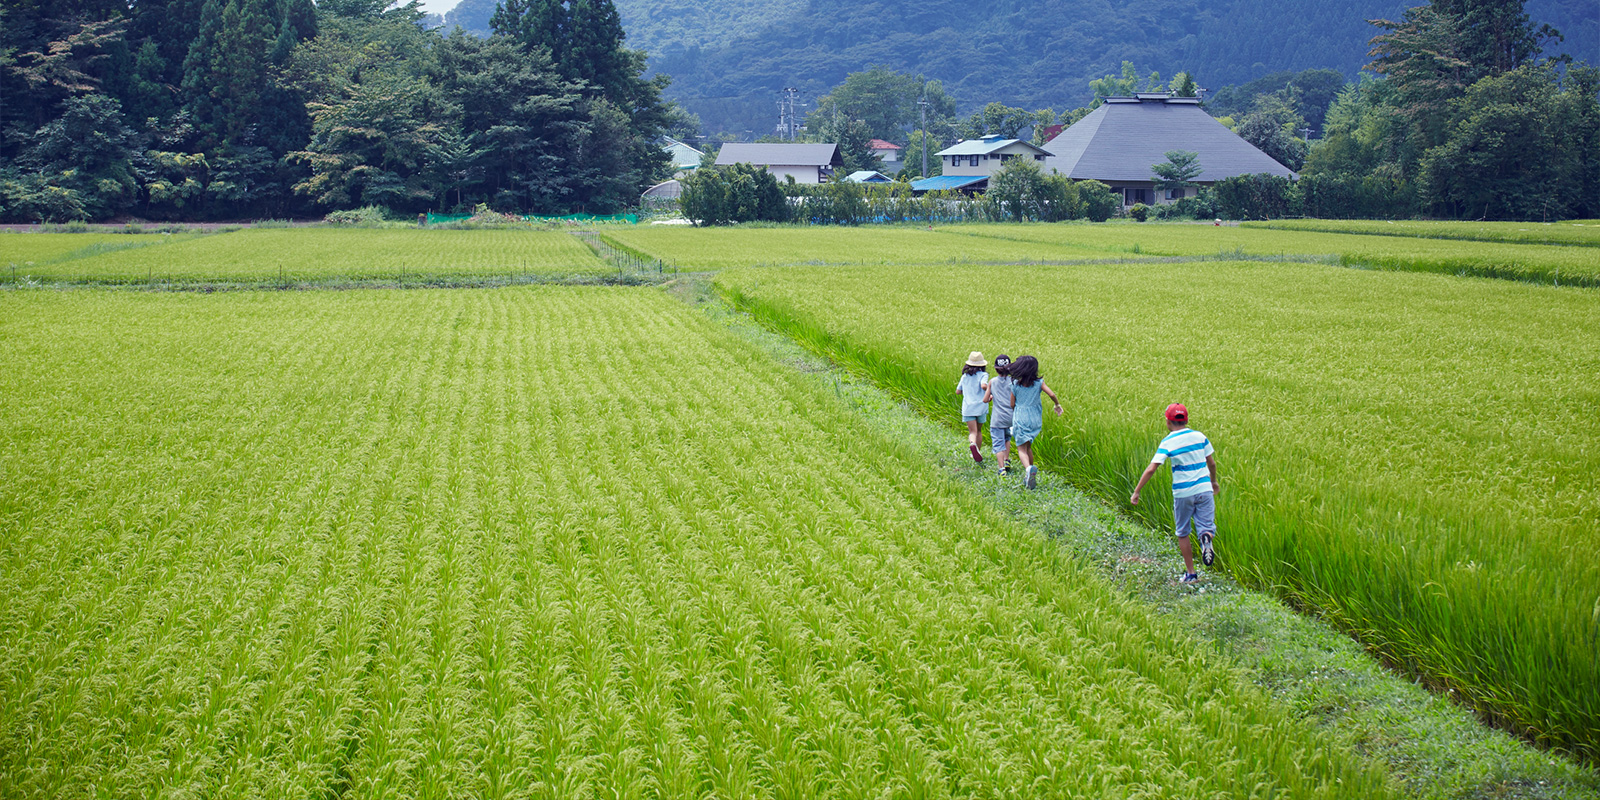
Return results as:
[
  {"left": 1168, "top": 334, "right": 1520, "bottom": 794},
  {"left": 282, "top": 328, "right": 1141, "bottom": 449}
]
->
[{"left": 1129, "top": 403, "right": 1218, "bottom": 584}]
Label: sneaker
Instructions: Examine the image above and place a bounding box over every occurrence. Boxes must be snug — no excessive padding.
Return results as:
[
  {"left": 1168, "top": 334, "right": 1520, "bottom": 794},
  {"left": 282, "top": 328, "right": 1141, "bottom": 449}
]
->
[
  {"left": 1199, "top": 531, "right": 1215, "bottom": 566},
  {"left": 1180, "top": 572, "right": 1200, "bottom": 584},
  {"left": 970, "top": 444, "right": 983, "bottom": 463},
  {"left": 1025, "top": 465, "right": 1037, "bottom": 490},
  {"left": 999, "top": 463, "right": 1011, "bottom": 474}
]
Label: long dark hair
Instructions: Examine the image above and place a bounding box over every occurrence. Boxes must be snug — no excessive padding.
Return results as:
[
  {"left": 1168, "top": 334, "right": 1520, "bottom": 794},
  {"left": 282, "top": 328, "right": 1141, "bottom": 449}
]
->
[
  {"left": 994, "top": 354, "right": 1011, "bottom": 377},
  {"left": 1011, "top": 355, "right": 1040, "bottom": 387},
  {"left": 962, "top": 363, "right": 985, "bottom": 376}
]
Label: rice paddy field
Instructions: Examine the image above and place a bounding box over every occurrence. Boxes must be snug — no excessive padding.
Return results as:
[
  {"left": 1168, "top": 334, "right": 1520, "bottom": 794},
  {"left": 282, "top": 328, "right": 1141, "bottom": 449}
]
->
[
  {"left": 0, "top": 286, "right": 1392, "bottom": 798},
  {"left": 0, "top": 228, "right": 607, "bottom": 283},
  {"left": 1244, "top": 219, "right": 1600, "bottom": 247},
  {"left": 601, "top": 227, "right": 1104, "bottom": 269},
  {"left": 0, "top": 232, "right": 200, "bottom": 269},
  {"left": 938, "top": 223, "right": 1600, "bottom": 285},
  {"left": 712, "top": 259, "right": 1600, "bottom": 762}
]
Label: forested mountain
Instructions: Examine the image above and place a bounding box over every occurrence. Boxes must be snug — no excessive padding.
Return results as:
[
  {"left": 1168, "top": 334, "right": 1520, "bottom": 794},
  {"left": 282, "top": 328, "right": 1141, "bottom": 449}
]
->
[{"left": 441, "top": 0, "right": 1595, "bottom": 136}]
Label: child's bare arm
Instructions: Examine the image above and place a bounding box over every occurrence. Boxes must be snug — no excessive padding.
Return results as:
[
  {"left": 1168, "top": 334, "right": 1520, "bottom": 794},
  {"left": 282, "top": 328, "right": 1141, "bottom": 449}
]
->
[
  {"left": 1130, "top": 462, "right": 1161, "bottom": 505},
  {"left": 1041, "top": 381, "right": 1063, "bottom": 415},
  {"left": 982, "top": 383, "right": 993, "bottom": 403},
  {"left": 1206, "top": 454, "right": 1219, "bottom": 496}
]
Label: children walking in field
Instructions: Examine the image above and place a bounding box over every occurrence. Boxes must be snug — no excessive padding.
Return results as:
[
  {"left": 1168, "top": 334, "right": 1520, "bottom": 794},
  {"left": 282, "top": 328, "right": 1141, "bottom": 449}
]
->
[
  {"left": 1007, "top": 355, "right": 1061, "bottom": 489},
  {"left": 1130, "top": 403, "right": 1219, "bottom": 584},
  {"left": 983, "top": 354, "right": 1015, "bottom": 474},
  {"left": 956, "top": 352, "right": 990, "bottom": 463}
]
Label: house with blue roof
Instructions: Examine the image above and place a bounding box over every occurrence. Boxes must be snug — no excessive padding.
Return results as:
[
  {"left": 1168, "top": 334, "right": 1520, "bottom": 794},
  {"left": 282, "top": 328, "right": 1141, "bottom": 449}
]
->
[{"left": 910, "top": 135, "right": 1053, "bottom": 194}]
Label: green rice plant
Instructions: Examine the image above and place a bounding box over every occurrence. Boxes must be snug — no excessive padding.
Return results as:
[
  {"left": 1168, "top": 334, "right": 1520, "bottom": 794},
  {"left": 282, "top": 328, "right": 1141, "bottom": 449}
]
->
[
  {"left": 18, "top": 227, "right": 607, "bottom": 283},
  {"left": 0, "top": 287, "right": 1390, "bottom": 797},
  {"left": 1246, "top": 218, "right": 1600, "bottom": 247},
  {"left": 604, "top": 225, "right": 1107, "bottom": 269},
  {"left": 942, "top": 222, "right": 1600, "bottom": 285},
  {"left": 714, "top": 260, "right": 1600, "bottom": 763},
  {"left": 0, "top": 232, "right": 188, "bottom": 272}
]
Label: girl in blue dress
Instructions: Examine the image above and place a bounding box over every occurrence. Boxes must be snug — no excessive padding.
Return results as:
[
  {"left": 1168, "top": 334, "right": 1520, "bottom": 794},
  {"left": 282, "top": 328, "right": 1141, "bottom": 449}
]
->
[{"left": 1007, "top": 355, "right": 1061, "bottom": 489}]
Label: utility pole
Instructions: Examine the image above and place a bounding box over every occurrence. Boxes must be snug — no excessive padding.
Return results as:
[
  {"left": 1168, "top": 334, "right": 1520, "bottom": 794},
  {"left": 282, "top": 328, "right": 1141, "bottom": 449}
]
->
[
  {"left": 918, "top": 94, "right": 929, "bottom": 177},
  {"left": 780, "top": 87, "right": 801, "bottom": 140}
]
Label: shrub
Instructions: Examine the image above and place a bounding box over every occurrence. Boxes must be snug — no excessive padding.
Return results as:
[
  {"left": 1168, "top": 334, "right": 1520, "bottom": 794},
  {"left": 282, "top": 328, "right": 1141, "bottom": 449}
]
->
[
  {"left": 324, "top": 206, "right": 389, "bottom": 226},
  {"left": 1078, "top": 180, "right": 1119, "bottom": 222},
  {"left": 679, "top": 163, "right": 789, "bottom": 226},
  {"left": 1212, "top": 174, "right": 1301, "bottom": 220},
  {"left": 1129, "top": 203, "right": 1150, "bottom": 222}
]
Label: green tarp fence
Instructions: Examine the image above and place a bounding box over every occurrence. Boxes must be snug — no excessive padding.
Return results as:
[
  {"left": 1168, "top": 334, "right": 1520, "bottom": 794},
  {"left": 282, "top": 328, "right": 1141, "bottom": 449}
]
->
[{"left": 425, "top": 212, "right": 638, "bottom": 225}]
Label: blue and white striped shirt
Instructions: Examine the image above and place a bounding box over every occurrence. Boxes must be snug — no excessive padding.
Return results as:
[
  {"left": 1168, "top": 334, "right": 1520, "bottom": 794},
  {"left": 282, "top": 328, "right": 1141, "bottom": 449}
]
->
[{"left": 1151, "top": 428, "right": 1214, "bottom": 498}]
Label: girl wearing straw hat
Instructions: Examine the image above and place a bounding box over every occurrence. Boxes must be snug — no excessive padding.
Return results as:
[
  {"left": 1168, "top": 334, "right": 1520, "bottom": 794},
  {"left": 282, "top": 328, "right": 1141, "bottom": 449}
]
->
[{"left": 955, "top": 351, "right": 990, "bottom": 463}]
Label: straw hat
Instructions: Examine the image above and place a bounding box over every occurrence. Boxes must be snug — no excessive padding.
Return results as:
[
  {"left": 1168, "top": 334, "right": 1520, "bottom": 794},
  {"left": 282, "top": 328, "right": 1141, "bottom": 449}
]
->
[{"left": 965, "top": 351, "right": 987, "bottom": 367}]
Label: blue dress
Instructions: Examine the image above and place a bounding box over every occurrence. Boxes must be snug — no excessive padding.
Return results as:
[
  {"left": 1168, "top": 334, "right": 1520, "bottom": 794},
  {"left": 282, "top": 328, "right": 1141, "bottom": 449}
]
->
[{"left": 1011, "top": 381, "right": 1043, "bottom": 444}]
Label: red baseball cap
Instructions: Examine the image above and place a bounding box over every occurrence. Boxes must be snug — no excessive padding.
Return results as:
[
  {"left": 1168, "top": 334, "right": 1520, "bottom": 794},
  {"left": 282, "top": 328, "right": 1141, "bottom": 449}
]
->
[{"left": 1165, "top": 403, "right": 1188, "bottom": 423}]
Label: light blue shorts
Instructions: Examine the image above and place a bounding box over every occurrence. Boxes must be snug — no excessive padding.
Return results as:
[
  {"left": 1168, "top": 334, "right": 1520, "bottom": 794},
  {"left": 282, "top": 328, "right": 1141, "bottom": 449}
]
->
[
  {"left": 1173, "top": 492, "right": 1216, "bottom": 539},
  {"left": 963, "top": 412, "right": 987, "bottom": 424},
  {"left": 990, "top": 425, "right": 1013, "bottom": 452}
]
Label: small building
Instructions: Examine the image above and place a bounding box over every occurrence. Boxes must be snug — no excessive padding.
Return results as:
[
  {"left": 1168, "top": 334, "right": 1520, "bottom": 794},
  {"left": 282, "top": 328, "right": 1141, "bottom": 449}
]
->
[
  {"left": 936, "top": 136, "right": 1052, "bottom": 177},
  {"left": 868, "top": 139, "right": 903, "bottom": 168},
  {"left": 844, "top": 170, "right": 893, "bottom": 183},
  {"left": 714, "top": 143, "right": 843, "bottom": 184},
  {"left": 1042, "top": 94, "right": 1296, "bottom": 207},
  {"left": 909, "top": 175, "right": 989, "bottom": 195},
  {"left": 660, "top": 137, "right": 704, "bottom": 176}
]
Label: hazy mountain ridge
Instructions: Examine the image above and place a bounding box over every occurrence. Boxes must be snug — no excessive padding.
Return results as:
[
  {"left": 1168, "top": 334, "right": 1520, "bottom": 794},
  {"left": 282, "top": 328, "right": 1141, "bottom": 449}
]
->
[{"left": 439, "top": 0, "right": 1597, "bottom": 136}]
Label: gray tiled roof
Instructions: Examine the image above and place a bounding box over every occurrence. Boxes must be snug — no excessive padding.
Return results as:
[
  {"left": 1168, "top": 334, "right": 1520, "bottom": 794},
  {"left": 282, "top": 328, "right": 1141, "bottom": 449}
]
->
[
  {"left": 1043, "top": 98, "right": 1295, "bottom": 183},
  {"left": 715, "top": 143, "right": 842, "bottom": 167}
]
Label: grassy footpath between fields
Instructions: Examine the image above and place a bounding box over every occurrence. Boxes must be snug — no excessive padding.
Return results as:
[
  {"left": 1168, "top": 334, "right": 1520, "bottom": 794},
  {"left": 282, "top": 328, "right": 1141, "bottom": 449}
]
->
[
  {"left": 671, "top": 276, "right": 1600, "bottom": 800},
  {"left": 936, "top": 222, "right": 1600, "bottom": 286},
  {"left": 708, "top": 260, "right": 1600, "bottom": 765}
]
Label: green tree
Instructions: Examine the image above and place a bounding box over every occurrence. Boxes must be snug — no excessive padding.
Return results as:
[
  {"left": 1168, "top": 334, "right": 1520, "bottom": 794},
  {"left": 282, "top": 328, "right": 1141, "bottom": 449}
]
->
[
  {"left": 1089, "top": 61, "right": 1163, "bottom": 105},
  {"left": 961, "top": 102, "right": 1033, "bottom": 139},
  {"left": 808, "top": 66, "right": 925, "bottom": 143},
  {"left": 1237, "top": 95, "right": 1308, "bottom": 170},
  {"left": 1076, "top": 179, "right": 1119, "bottom": 221},
  {"left": 982, "top": 158, "right": 1079, "bottom": 222},
  {"left": 899, "top": 129, "right": 943, "bottom": 178},
  {"left": 1152, "top": 150, "right": 1202, "bottom": 191},
  {"left": 1417, "top": 64, "right": 1596, "bottom": 219},
  {"left": 810, "top": 111, "right": 876, "bottom": 175},
  {"left": 1170, "top": 72, "right": 1198, "bottom": 97},
  {"left": 7, "top": 93, "right": 142, "bottom": 220}
]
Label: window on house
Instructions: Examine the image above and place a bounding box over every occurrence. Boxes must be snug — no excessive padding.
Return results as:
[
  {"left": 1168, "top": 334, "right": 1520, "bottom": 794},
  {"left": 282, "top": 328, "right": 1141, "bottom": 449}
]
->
[
  {"left": 969, "top": 155, "right": 980, "bottom": 167},
  {"left": 1034, "top": 154, "right": 1044, "bottom": 161}
]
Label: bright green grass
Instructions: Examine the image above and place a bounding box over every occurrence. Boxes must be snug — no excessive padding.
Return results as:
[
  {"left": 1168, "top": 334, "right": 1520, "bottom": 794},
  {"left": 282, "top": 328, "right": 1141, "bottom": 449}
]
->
[
  {"left": 714, "top": 260, "right": 1600, "bottom": 763},
  {"left": 1245, "top": 218, "right": 1600, "bottom": 247},
  {"left": 941, "top": 222, "right": 1600, "bottom": 285},
  {"left": 0, "top": 287, "right": 1390, "bottom": 798},
  {"left": 0, "top": 232, "right": 189, "bottom": 269},
  {"left": 17, "top": 227, "right": 607, "bottom": 282},
  {"left": 604, "top": 225, "right": 1106, "bottom": 268}
]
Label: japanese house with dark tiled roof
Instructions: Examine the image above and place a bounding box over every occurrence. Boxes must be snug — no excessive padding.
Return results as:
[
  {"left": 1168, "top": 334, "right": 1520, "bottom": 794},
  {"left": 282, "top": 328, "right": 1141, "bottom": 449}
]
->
[{"left": 1043, "top": 94, "right": 1296, "bottom": 207}]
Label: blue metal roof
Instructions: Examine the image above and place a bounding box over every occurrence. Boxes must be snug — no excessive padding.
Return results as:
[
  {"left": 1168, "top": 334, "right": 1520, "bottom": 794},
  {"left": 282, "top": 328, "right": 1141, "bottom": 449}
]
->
[{"left": 911, "top": 175, "right": 989, "bottom": 191}]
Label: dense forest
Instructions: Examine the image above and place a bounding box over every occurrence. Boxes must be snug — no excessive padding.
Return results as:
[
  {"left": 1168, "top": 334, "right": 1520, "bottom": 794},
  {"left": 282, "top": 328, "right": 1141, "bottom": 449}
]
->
[
  {"left": 440, "top": 0, "right": 1595, "bottom": 137},
  {"left": 0, "top": 0, "right": 672, "bottom": 221},
  {"left": 2, "top": 0, "right": 1595, "bottom": 222}
]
